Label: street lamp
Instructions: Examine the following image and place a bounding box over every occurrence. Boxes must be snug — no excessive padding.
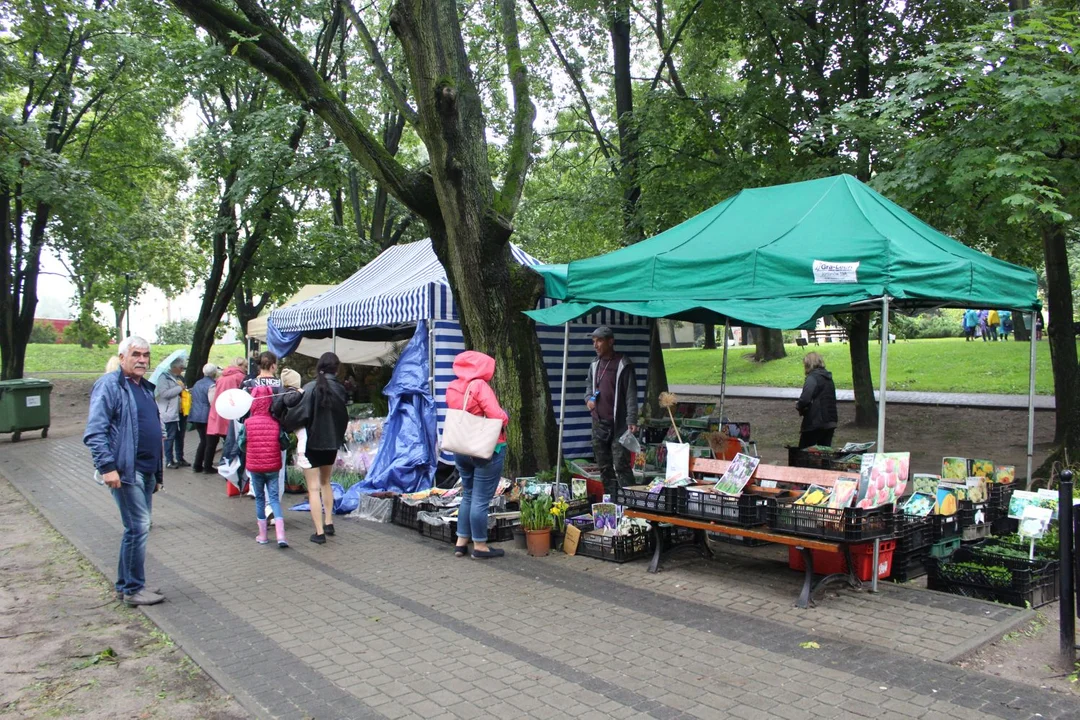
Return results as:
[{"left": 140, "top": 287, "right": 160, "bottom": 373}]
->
[{"left": 123, "top": 272, "right": 134, "bottom": 338}]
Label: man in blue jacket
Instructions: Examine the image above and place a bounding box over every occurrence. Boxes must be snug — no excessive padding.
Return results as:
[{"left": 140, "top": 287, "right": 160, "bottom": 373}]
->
[{"left": 83, "top": 336, "right": 166, "bottom": 606}]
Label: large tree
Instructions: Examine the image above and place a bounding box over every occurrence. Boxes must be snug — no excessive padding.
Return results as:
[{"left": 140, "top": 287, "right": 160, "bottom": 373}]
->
[{"left": 170, "top": 0, "right": 556, "bottom": 474}]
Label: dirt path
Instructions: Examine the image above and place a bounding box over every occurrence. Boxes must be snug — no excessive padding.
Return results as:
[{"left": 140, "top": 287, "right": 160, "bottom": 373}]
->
[{"left": 0, "top": 477, "right": 249, "bottom": 719}]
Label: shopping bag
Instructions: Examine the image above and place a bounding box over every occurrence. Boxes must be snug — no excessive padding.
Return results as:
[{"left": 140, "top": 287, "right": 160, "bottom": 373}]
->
[
  {"left": 440, "top": 381, "right": 502, "bottom": 459},
  {"left": 219, "top": 457, "right": 242, "bottom": 488}
]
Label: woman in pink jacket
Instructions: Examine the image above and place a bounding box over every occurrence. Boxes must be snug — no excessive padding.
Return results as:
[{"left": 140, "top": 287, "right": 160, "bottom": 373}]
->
[
  {"left": 199, "top": 359, "right": 246, "bottom": 474},
  {"left": 445, "top": 351, "right": 509, "bottom": 559}
]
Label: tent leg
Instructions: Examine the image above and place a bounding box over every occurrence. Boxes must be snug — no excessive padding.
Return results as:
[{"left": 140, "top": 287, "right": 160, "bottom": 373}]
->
[
  {"left": 719, "top": 322, "right": 730, "bottom": 421},
  {"left": 332, "top": 306, "right": 337, "bottom": 354},
  {"left": 555, "top": 322, "right": 569, "bottom": 486},
  {"left": 877, "top": 296, "right": 890, "bottom": 452},
  {"left": 1027, "top": 315, "right": 1037, "bottom": 486}
]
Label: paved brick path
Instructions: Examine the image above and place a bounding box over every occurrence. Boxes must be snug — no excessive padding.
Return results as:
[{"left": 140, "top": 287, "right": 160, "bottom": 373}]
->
[{"left": 2, "top": 435, "right": 1076, "bottom": 720}]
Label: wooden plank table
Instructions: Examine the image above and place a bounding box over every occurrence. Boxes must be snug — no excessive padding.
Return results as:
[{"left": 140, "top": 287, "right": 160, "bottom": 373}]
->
[{"left": 625, "top": 508, "right": 883, "bottom": 609}]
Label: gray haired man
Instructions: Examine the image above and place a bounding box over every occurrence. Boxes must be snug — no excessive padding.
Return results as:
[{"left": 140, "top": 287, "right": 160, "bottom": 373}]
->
[{"left": 83, "top": 337, "right": 165, "bottom": 606}]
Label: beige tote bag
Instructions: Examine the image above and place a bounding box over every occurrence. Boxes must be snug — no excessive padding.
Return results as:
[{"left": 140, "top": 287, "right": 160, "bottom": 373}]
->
[{"left": 441, "top": 381, "right": 503, "bottom": 459}]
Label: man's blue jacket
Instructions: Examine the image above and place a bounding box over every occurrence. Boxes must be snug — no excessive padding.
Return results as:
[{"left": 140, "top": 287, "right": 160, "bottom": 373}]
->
[{"left": 83, "top": 369, "right": 164, "bottom": 486}]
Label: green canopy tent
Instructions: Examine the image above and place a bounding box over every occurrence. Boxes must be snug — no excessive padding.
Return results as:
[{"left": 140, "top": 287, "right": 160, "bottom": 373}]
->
[{"left": 527, "top": 175, "right": 1042, "bottom": 478}]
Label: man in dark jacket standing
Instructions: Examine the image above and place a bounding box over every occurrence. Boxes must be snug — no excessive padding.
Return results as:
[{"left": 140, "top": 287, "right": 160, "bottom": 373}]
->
[
  {"left": 584, "top": 327, "right": 639, "bottom": 498},
  {"left": 83, "top": 336, "right": 165, "bottom": 607},
  {"left": 795, "top": 352, "right": 838, "bottom": 449}
]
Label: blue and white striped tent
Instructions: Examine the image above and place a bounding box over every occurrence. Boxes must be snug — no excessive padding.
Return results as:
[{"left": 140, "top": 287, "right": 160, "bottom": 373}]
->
[{"left": 268, "top": 239, "right": 649, "bottom": 459}]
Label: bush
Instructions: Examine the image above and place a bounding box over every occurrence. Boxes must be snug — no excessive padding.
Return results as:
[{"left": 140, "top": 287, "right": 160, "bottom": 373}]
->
[
  {"left": 876, "top": 309, "right": 965, "bottom": 340},
  {"left": 62, "top": 314, "right": 112, "bottom": 349},
  {"left": 28, "top": 321, "right": 59, "bottom": 344},
  {"left": 156, "top": 319, "right": 196, "bottom": 345}
]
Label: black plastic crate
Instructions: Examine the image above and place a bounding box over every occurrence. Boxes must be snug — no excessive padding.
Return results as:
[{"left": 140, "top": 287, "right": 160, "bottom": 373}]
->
[
  {"left": 786, "top": 447, "right": 862, "bottom": 473},
  {"left": 927, "top": 548, "right": 1060, "bottom": 608},
  {"left": 889, "top": 547, "right": 930, "bottom": 582},
  {"left": 990, "top": 516, "right": 1018, "bottom": 536},
  {"left": 988, "top": 483, "right": 1015, "bottom": 510},
  {"left": 393, "top": 500, "right": 433, "bottom": 530},
  {"left": 958, "top": 501, "right": 991, "bottom": 528},
  {"left": 767, "top": 501, "right": 893, "bottom": 542},
  {"left": 677, "top": 488, "right": 771, "bottom": 527},
  {"left": 577, "top": 526, "right": 654, "bottom": 563},
  {"left": 931, "top": 513, "right": 961, "bottom": 540},
  {"left": 617, "top": 485, "right": 679, "bottom": 514},
  {"left": 660, "top": 524, "right": 697, "bottom": 551},
  {"left": 892, "top": 514, "right": 933, "bottom": 552},
  {"left": 419, "top": 516, "right": 514, "bottom": 544}
]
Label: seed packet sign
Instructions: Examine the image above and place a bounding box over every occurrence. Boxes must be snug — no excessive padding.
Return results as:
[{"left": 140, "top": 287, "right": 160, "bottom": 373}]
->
[
  {"left": 665, "top": 442, "right": 691, "bottom": 483},
  {"left": 713, "top": 453, "right": 759, "bottom": 496},
  {"left": 855, "top": 453, "right": 910, "bottom": 509}
]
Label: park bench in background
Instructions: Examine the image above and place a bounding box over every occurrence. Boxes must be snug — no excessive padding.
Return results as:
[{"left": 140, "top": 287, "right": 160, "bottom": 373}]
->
[{"left": 805, "top": 327, "right": 847, "bottom": 344}]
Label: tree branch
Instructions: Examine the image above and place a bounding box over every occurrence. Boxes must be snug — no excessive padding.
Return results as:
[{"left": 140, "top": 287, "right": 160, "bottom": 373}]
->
[
  {"left": 339, "top": 0, "right": 419, "bottom": 126},
  {"left": 648, "top": 0, "right": 700, "bottom": 95},
  {"left": 526, "top": 0, "right": 615, "bottom": 162},
  {"left": 494, "top": 0, "right": 535, "bottom": 218}
]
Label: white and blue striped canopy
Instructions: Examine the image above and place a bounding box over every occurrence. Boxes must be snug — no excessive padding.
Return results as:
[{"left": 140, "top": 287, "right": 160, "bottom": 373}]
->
[{"left": 270, "top": 239, "right": 543, "bottom": 332}]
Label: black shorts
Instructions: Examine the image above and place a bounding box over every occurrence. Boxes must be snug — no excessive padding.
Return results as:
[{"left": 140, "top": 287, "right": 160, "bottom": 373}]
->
[{"left": 306, "top": 449, "right": 337, "bottom": 468}]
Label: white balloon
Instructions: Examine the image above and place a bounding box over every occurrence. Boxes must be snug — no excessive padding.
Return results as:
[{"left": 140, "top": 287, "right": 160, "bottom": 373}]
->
[{"left": 215, "top": 388, "right": 253, "bottom": 420}]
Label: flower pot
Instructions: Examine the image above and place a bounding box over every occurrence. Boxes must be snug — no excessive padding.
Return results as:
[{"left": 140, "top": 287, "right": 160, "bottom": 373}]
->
[
  {"left": 550, "top": 529, "right": 564, "bottom": 551},
  {"left": 513, "top": 525, "right": 528, "bottom": 550},
  {"left": 525, "top": 528, "right": 551, "bottom": 557}
]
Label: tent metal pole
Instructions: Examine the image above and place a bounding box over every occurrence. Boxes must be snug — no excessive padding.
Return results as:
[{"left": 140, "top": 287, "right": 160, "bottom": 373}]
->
[
  {"left": 877, "top": 296, "right": 890, "bottom": 452},
  {"left": 719, "top": 322, "right": 730, "bottom": 421},
  {"left": 332, "top": 306, "right": 337, "bottom": 354},
  {"left": 555, "top": 322, "right": 570, "bottom": 487},
  {"left": 1026, "top": 313, "right": 1037, "bottom": 485}
]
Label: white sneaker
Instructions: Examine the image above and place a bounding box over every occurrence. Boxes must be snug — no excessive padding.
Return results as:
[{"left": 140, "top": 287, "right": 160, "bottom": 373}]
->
[{"left": 296, "top": 454, "right": 312, "bottom": 470}]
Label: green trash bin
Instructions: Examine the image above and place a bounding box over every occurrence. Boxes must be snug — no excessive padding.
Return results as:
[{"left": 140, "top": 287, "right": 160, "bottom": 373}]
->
[{"left": 0, "top": 378, "right": 52, "bottom": 442}]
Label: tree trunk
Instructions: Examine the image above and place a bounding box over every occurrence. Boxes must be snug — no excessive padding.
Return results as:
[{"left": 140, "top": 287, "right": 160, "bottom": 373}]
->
[
  {"left": 703, "top": 322, "right": 716, "bottom": 350},
  {"left": 1040, "top": 222, "right": 1076, "bottom": 446},
  {"left": 753, "top": 329, "right": 786, "bottom": 361},
  {"left": 644, "top": 319, "right": 668, "bottom": 421},
  {"left": 609, "top": 0, "right": 643, "bottom": 245},
  {"left": 1013, "top": 312, "right": 1030, "bottom": 342},
  {"left": 842, "top": 313, "right": 877, "bottom": 427},
  {"left": 740, "top": 325, "right": 753, "bottom": 346},
  {"left": 0, "top": 204, "right": 48, "bottom": 380}
]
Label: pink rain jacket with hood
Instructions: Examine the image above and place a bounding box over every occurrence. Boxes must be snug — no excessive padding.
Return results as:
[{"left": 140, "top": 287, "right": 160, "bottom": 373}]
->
[
  {"left": 207, "top": 365, "right": 245, "bottom": 436},
  {"left": 445, "top": 351, "right": 509, "bottom": 446}
]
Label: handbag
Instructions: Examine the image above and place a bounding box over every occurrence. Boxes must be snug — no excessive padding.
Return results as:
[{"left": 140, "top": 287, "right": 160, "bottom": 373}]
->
[{"left": 441, "top": 380, "right": 504, "bottom": 459}]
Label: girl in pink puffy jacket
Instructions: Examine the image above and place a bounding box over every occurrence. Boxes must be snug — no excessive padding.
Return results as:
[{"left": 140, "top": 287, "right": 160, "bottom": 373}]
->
[{"left": 243, "top": 385, "right": 287, "bottom": 548}]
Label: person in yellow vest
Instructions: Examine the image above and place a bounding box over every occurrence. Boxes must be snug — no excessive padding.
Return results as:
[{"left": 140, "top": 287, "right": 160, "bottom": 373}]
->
[{"left": 987, "top": 309, "right": 1000, "bottom": 341}]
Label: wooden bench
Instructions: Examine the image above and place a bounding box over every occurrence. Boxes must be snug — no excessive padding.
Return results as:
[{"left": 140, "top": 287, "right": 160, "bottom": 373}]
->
[
  {"left": 806, "top": 327, "right": 847, "bottom": 344},
  {"left": 623, "top": 458, "right": 883, "bottom": 608}
]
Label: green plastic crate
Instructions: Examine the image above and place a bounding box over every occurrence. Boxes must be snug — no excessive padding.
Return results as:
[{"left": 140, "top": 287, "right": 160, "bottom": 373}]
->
[{"left": 929, "top": 536, "right": 961, "bottom": 559}]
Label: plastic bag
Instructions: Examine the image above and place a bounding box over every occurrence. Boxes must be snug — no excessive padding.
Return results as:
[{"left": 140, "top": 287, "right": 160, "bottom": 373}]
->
[
  {"left": 218, "top": 457, "right": 242, "bottom": 488},
  {"left": 350, "top": 495, "right": 394, "bottom": 523},
  {"left": 618, "top": 428, "right": 642, "bottom": 453}
]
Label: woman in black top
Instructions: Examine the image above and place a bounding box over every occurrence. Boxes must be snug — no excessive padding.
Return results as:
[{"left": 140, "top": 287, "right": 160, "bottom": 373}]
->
[
  {"left": 795, "top": 352, "right": 838, "bottom": 449},
  {"left": 301, "top": 352, "right": 349, "bottom": 544}
]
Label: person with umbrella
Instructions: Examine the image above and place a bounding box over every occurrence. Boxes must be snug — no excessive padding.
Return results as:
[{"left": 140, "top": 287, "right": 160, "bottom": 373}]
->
[{"left": 152, "top": 350, "right": 189, "bottom": 469}]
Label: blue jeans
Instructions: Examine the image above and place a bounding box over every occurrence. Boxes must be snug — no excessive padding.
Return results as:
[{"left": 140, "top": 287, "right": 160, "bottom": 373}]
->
[
  {"left": 164, "top": 420, "right": 183, "bottom": 464},
  {"left": 221, "top": 421, "right": 238, "bottom": 463},
  {"left": 455, "top": 450, "right": 505, "bottom": 542},
  {"left": 111, "top": 471, "right": 154, "bottom": 595},
  {"left": 250, "top": 471, "right": 282, "bottom": 521}
]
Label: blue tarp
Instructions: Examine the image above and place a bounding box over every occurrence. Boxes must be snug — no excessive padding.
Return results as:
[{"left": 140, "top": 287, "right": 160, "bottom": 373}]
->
[
  {"left": 289, "top": 482, "right": 350, "bottom": 514},
  {"left": 342, "top": 322, "right": 437, "bottom": 506},
  {"left": 266, "top": 317, "right": 303, "bottom": 359}
]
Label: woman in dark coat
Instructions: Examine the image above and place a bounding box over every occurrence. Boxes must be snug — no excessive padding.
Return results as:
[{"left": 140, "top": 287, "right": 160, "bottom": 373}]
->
[
  {"left": 301, "top": 352, "right": 349, "bottom": 545},
  {"left": 795, "top": 352, "right": 838, "bottom": 449}
]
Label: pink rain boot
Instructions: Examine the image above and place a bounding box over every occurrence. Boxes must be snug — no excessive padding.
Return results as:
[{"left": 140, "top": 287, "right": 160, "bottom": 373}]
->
[
  {"left": 274, "top": 518, "right": 288, "bottom": 548},
  {"left": 256, "top": 519, "right": 269, "bottom": 544}
]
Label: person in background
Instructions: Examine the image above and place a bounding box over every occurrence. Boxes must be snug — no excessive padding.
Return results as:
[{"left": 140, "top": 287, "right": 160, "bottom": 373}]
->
[
  {"left": 962, "top": 308, "right": 979, "bottom": 341},
  {"left": 977, "top": 309, "right": 990, "bottom": 341},
  {"left": 105, "top": 356, "right": 121, "bottom": 373},
  {"left": 300, "top": 352, "right": 349, "bottom": 545},
  {"left": 218, "top": 357, "right": 248, "bottom": 463},
  {"left": 155, "top": 356, "right": 188, "bottom": 469},
  {"left": 243, "top": 385, "right": 288, "bottom": 548},
  {"left": 584, "top": 326, "right": 638, "bottom": 500},
  {"left": 987, "top": 309, "right": 1000, "bottom": 341},
  {"left": 1034, "top": 311, "right": 1044, "bottom": 341},
  {"left": 242, "top": 352, "right": 282, "bottom": 392},
  {"left": 189, "top": 364, "right": 219, "bottom": 473},
  {"left": 445, "top": 350, "right": 510, "bottom": 560},
  {"left": 795, "top": 352, "right": 838, "bottom": 449},
  {"left": 999, "top": 310, "right": 1013, "bottom": 341},
  {"left": 83, "top": 336, "right": 165, "bottom": 607},
  {"left": 203, "top": 358, "right": 246, "bottom": 474}
]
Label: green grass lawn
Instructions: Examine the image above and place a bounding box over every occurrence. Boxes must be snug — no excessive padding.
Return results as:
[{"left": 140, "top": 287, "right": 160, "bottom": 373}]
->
[
  {"left": 664, "top": 337, "right": 1065, "bottom": 395},
  {"left": 23, "top": 343, "right": 245, "bottom": 376}
]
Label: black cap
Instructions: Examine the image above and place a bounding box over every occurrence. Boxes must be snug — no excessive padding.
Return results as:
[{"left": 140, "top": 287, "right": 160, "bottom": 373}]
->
[{"left": 588, "top": 326, "right": 614, "bottom": 339}]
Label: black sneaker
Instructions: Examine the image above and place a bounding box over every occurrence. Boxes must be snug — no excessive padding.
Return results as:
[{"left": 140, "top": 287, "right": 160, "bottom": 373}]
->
[
  {"left": 323, "top": 523, "right": 335, "bottom": 536},
  {"left": 177, "top": 460, "right": 191, "bottom": 468},
  {"left": 166, "top": 462, "right": 180, "bottom": 470},
  {"left": 310, "top": 533, "right": 326, "bottom": 545}
]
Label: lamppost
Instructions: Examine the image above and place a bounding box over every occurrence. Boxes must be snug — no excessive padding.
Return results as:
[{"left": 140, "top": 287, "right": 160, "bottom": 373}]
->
[{"left": 123, "top": 272, "right": 134, "bottom": 338}]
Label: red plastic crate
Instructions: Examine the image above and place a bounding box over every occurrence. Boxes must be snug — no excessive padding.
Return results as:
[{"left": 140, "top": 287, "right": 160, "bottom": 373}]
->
[{"left": 788, "top": 540, "right": 896, "bottom": 581}]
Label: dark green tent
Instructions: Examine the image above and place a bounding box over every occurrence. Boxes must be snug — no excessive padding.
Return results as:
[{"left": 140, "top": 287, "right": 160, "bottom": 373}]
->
[{"left": 526, "top": 174, "right": 1038, "bottom": 328}]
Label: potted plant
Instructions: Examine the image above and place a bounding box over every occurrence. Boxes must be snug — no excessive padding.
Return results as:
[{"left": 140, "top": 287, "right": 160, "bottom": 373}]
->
[
  {"left": 550, "top": 497, "right": 569, "bottom": 550},
  {"left": 520, "top": 494, "right": 554, "bottom": 556},
  {"left": 284, "top": 466, "right": 307, "bottom": 494}
]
